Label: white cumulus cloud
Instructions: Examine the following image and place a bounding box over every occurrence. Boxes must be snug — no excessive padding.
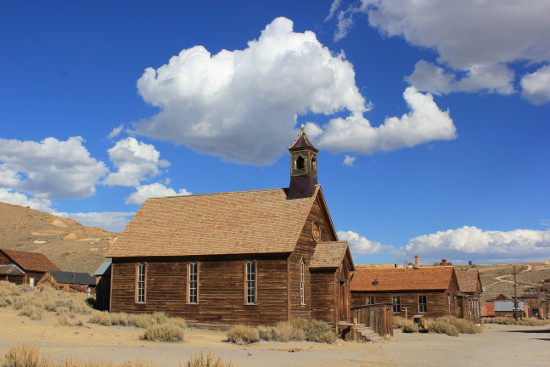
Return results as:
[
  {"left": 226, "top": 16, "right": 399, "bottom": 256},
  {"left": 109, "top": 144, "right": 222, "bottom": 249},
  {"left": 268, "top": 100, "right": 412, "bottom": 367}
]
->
[
  {"left": 103, "top": 137, "right": 170, "bottom": 187},
  {"left": 0, "top": 136, "right": 108, "bottom": 199},
  {"left": 133, "top": 17, "right": 367, "bottom": 165},
  {"left": 338, "top": 230, "right": 389, "bottom": 255},
  {"left": 405, "top": 226, "right": 550, "bottom": 263},
  {"left": 333, "top": 0, "right": 550, "bottom": 103},
  {"left": 0, "top": 188, "right": 53, "bottom": 212},
  {"left": 62, "top": 212, "right": 134, "bottom": 233},
  {"left": 521, "top": 65, "right": 550, "bottom": 105},
  {"left": 126, "top": 183, "right": 192, "bottom": 205},
  {"left": 317, "top": 87, "right": 456, "bottom": 154}
]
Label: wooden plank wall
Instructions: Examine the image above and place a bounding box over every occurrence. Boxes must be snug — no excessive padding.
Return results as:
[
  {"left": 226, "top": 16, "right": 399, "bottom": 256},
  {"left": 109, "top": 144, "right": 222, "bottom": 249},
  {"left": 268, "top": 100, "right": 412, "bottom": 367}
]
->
[
  {"left": 110, "top": 255, "right": 289, "bottom": 326},
  {"left": 310, "top": 270, "right": 337, "bottom": 323},
  {"left": 352, "top": 291, "right": 460, "bottom": 319},
  {"left": 289, "top": 196, "right": 338, "bottom": 321}
]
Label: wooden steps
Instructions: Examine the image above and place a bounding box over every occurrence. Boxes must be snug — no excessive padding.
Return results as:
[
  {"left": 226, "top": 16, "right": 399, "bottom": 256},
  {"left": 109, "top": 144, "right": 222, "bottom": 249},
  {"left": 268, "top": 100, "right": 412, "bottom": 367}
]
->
[{"left": 337, "top": 322, "right": 385, "bottom": 342}]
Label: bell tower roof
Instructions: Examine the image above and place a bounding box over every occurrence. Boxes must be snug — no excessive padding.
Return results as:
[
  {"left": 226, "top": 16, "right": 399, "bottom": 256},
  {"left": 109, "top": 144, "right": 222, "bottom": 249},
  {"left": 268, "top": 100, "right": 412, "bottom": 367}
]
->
[{"left": 288, "top": 125, "right": 319, "bottom": 153}]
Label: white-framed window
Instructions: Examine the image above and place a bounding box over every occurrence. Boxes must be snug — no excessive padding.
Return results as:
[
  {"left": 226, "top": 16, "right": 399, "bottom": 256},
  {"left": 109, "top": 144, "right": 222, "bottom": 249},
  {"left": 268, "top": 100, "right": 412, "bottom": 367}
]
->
[
  {"left": 300, "top": 260, "right": 305, "bottom": 305},
  {"left": 136, "top": 263, "right": 146, "bottom": 303},
  {"left": 188, "top": 261, "right": 198, "bottom": 304},
  {"left": 392, "top": 296, "right": 401, "bottom": 313},
  {"left": 367, "top": 296, "right": 375, "bottom": 305},
  {"left": 419, "top": 295, "right": 427, "bottom": 313},
  {"left": 246, "top": 260, "right": 256, "bottom": 304},
  {"left": 29, "top": 277, "right": 35, "bottom": 287}
]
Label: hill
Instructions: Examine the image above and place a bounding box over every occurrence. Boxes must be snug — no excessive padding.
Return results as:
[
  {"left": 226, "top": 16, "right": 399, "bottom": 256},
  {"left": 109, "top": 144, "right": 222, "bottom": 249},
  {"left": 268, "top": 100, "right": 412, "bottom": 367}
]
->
[
  {"left": 456, "top": 262, "right": 550, "bottom": 301},
  {"left": 0, "top": 202, "right": 118, "bottom": 274}
]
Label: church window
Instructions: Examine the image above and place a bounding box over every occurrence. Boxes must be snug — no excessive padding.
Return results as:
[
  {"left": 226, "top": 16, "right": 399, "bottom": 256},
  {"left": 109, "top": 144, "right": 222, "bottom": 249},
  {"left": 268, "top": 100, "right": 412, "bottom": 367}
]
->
[
  {"left": 136, "top": 263, "right": 146, "bottom": 303},
  {"left": 188, "top": 261, "right": 198, "bottom": 304},
  {"left": 296, "top": 156, "right": 305, "bottom": 169},
  {"left": 300, "top": 260, "right": 306, "bottom": 305},
  {"left": 246, "top": 260, "right": 256, "bottom": 304}
]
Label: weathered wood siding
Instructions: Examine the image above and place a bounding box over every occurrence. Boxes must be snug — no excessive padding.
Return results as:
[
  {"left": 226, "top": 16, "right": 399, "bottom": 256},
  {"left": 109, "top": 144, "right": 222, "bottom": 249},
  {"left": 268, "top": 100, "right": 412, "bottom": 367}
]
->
[
  {"left": 110, "top": 254, "right": 289, "bottom": 326},
  {"left": 351, "top": 291, "right": 460, "bottom": 319},
  {"left": 289, "top": 196, "right": 338, "bottom": 321},
  {"left": 311, "top": 270, "right": 337, "bottom": 323}
]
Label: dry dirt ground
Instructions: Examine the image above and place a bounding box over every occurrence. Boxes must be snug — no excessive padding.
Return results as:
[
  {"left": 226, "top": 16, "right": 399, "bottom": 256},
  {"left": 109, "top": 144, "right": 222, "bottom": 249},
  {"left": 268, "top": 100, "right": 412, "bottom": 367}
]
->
[{"left": 0, "top": 309, "right": 549, "bottom": 367}]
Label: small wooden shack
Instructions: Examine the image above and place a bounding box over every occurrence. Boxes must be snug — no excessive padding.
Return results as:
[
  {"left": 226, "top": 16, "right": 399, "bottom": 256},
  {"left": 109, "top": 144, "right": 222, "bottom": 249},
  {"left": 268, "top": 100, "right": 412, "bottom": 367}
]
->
[
  {"left": 106, "top": 127, "right": 355, "bottom": 327},
  {"left": 0, "top": 248, "right": 60, "bottom": 286},
  {"left": 455, "top": 270, "right": 483, "bottom": 324},
  {"left": 351, "top": 266, "right": 462, "bottom": 319},
  {"left": 38, "top": 270, "right": 96, "bottom": 293}
]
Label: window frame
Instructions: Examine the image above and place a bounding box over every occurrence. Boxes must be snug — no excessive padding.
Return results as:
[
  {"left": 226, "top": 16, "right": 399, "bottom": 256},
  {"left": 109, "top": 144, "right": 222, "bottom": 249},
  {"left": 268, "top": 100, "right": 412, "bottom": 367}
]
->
[
  {"left": 135, "top": 262, "right": 147, "bottom": 304},
  {"left": 187, "top": 261, "right": 199, "bottom": 304},
  {"left": 245, "top": 260, "right": 257, "bottom": 305},
  {"left": 367, "top": 296, "right": 375, "bottom": 305},
  {"left": 300, "top": 260, "right": 306, "bottom": 305},
  {"left": 418, "top": 295, "right": 428, "bottom": 313},
  {"left": 392, "top": 296, "right": 401, "bottom": 313}
]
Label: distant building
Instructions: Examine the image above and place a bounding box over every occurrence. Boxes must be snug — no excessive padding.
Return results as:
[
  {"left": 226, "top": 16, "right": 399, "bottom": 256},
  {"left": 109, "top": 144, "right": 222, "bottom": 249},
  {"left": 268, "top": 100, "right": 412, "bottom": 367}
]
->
[
  {"left": 0, "top": 248, "right": 60, "bottom": 286},
  {"left": 455, "top": 270, "right": 483, "bottom": 324},
  {"left": 482, "top": 299, "right": 531, "bottom": 318},
  {"left": 38, "top": 270, "right": 96, "bottom": 293},
  {"left": 351, "top": 266, "right": 462, "bottom": 319}
]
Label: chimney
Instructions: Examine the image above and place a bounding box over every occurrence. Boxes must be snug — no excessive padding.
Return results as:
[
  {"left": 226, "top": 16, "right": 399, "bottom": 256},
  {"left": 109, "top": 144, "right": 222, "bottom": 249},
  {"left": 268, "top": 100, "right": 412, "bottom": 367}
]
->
[
  {"left": 414, "top": 255, "right": 420, "bottom": 269},
  {"left": 441, "top": 259, "right": 447, "bottom": 266}
]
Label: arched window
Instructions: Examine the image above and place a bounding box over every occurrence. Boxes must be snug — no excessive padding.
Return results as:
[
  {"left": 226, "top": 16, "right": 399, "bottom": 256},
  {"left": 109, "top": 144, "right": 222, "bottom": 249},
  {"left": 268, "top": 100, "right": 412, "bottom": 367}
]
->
[
  {"left": 311, "top": 157, "right": 317, "bottom": 171},
  {"left": 296, "top": 156, "right": 305, "bottom": 170},
  {"left": 300, "top": 260, "right": 305, "bottom": 305},
  {"left": 188, "top": 261, "right": 198, "bottom": 304},
  {"left": 246, "top": 260, "right": 256, "bottom": 304}
]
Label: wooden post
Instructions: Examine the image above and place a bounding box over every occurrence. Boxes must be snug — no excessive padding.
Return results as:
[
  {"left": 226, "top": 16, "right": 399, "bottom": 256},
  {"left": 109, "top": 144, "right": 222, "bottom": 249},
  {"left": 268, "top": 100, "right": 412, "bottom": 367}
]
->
[{"left": 513, "top": 265, "right": 518, "bottom": 320}]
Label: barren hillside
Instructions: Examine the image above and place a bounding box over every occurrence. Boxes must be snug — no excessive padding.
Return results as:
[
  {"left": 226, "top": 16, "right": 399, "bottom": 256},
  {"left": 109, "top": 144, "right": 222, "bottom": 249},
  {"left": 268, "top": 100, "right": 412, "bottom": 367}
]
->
[
  {"left": 456, "top": 262, "right": 550, "bottom": 301},
  {"left": 0, "top": 202, "right": 118, "bottom": 274}
]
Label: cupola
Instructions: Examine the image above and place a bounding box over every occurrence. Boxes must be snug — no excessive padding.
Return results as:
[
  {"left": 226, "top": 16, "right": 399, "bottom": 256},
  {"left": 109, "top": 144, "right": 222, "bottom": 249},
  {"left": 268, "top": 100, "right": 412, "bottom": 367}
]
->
[{"left": 287, "top": 125, "right": 319, "bottom": 199}]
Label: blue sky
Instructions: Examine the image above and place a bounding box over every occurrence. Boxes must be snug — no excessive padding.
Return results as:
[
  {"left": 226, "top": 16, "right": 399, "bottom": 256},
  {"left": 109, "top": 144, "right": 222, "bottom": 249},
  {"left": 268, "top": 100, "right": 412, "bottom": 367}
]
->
[{"left": 1, "top": 0, "right": 549, "bottom": 265}]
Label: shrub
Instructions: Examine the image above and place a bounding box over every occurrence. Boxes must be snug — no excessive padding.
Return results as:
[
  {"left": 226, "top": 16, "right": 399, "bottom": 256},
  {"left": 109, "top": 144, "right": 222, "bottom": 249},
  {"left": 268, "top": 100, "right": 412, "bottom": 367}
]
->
[
  {"left": 393, "top": 316, "right": 410, "bottom": 329},
  {"left": 428, "top": 320, "right": 459, "bottom": 336},
  {"left": 257, "top": 326, "right": 275, "bottom": 341},
  {"left": 18, "top": 305, "right": 43, "bottom": 321},
  {"left": 185, "top": 352, "right": 234, "bottom": 367},
  {"left": 140, "top": 323, "right": 185, "bottom": 342},
  {"left": 304, "top": 319, "right": 336, "bottom": 343},
  {"left": 402, "top": 323, "right": 420, "bottom": 333},
  {"left": 438, "top": 316, "right": 482, "bottom": 334},
  {"left": 273, "top": 321, "right": 305, "bottom": 342},
  {"left": 483, "top": 317, "right": 548, "bottom": 326},
  {"left": 226, "top": 325, "right": 259, "bottom": 345}
]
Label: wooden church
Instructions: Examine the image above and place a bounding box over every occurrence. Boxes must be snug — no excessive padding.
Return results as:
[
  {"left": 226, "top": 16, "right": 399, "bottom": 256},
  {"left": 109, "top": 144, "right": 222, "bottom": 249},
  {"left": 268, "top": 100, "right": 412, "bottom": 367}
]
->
[{"left": 106, "top": 127, "right": 355, "bottom": 326}]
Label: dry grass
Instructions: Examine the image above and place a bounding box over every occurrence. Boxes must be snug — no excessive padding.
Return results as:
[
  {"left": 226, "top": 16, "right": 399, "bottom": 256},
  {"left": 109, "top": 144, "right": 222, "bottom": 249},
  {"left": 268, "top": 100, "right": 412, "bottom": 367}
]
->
[
  {"left": 438, "top": 316, "right": 483, "bottom": 334},
  {"left": 184, "top": 352, "right": 234, "bottom": 367},
  {"left": 140, "top": 323, "right": 185, "bottom": 342},
  {"left": 427, "top": 320, "right": 459, "bottom": 336},
  {"left": 0, "top": 345, "right": 157, "bottom": 367},
  {"left": 272, "top": 321, "right": 305, "bottom": 342},
  {"left": 87, "top": 311, "right": 186, "bottom": 330},
  {"left": 483, "top": 317, "right": 549, "bottom": 326},
  {"left": 226, "top": 325, "right": 260, "bottom": 345}
]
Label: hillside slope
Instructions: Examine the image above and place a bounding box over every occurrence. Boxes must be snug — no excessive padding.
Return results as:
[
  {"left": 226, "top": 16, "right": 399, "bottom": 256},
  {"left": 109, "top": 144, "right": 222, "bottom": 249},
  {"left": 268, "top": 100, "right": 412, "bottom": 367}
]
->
[
  {"left": 0, "top": 202, "right": 118, "bottom": 274},
  {"left": 457, "top": 262, "right": 550, "bottom": 301}
]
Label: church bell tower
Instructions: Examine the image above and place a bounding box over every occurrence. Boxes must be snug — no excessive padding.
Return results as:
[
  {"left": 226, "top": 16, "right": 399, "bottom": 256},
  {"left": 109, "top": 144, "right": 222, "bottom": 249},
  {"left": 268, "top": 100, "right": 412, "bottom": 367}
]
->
[{"left": 288, "top": 125, "right": 319, "bottom": 199}]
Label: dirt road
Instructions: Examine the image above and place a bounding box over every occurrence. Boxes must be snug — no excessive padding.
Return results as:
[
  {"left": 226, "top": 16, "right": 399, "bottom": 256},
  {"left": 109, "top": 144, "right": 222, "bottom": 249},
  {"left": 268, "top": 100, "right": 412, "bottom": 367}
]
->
[{"left": 0, "top": 309, "right": 548, "bottom": 367}]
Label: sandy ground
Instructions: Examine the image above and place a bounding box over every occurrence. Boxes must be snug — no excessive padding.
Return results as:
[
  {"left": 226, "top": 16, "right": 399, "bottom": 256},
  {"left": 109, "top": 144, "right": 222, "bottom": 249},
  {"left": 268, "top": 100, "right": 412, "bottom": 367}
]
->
[{"left": 0, "top": 309, "right": 548, "bottom": 367}]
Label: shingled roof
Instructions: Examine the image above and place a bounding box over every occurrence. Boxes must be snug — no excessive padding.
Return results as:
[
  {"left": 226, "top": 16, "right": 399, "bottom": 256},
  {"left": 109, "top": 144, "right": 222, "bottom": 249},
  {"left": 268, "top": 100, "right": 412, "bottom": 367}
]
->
[
  {"left": 49, "top": 271, "right": 95, "bottom": 286},
  {"left": 107, "top": 186, "right": 329, "bottom": 258},
  {"left": 310, "top": 241, "right": 354, "bottom": 269},
  {"left": 0, "top": 248, "right": 60, "bottom": 273},
  {"left": 351, "top": 267, "right": 455, "bottom": 292},
  {"left": 456, "top": 270, "right": 482, "bottom": 293}
]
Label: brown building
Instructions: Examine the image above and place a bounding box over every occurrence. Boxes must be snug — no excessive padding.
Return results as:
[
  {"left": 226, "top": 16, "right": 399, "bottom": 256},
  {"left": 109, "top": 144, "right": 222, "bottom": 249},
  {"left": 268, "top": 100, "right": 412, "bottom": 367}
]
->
[
  {"left": 351, "top": 266, "right": 461, "bottom": 319},
  {"left": 38, "top": 270, "right": 96, "bottom": 294},
  {"left": 455, "top": 270, "right": 483, "bottom": 324},
  {"left": 106, "top": 127, "right": 355, "bottom": 327},
  {"left": 0, "top": 248, "right": 61, "bottom": 286}
]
